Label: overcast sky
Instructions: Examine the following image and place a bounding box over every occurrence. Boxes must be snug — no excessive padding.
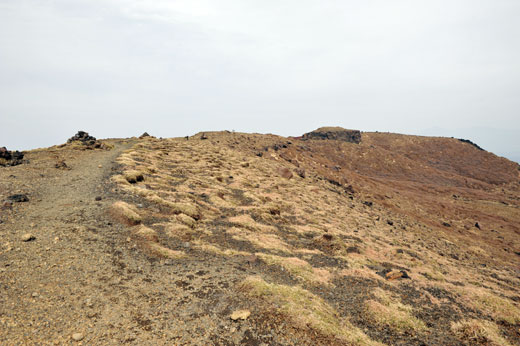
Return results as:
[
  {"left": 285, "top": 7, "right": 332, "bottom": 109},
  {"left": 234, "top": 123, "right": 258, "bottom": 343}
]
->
[{"left": 1, "top": 0, "right": 519, "bottom": 162}]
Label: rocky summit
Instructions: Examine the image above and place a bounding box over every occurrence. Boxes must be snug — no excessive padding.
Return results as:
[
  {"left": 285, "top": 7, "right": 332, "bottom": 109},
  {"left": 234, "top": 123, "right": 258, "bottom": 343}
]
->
[
  {"left": 65, "top": 131, "right": 110, "bottom": 150},
  {"left": 302, "top": 126, "right": 362, "bottom": 143},
  {"left": 0, "top": 129, "right": 519, "bottom": 345}
]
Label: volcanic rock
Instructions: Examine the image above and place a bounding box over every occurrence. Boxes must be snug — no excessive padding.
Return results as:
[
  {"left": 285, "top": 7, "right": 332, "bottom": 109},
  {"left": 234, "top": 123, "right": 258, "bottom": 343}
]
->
[
  {"left": 7, "top": 194, "right": 29, "bottom": 203},
  {"left": 67, "top": 131, "right": 108, "bottom": 150},
  {"left": 21, "top": 233, "right": 36, "bottom": 242},
  {"left": 230, "top": 310, "right": 251, "bottom": 321},
  {"left": 0, "top": 147, "right": 24, "bottom": 167},
  {"left": 68, "top": 131, "right": 97, "bottom": 145},
  {"left": 302, "top": 127, "right": 362, "bottom": 144}
]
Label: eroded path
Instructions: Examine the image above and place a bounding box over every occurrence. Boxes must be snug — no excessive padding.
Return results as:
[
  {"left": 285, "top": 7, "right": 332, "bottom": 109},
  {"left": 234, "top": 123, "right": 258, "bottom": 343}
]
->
[
  {"left": 2, "top": 134, "right": 519, "bottom": 346},
  {"left": 0, "top": 140, "right": 249, "bottom": 345}
]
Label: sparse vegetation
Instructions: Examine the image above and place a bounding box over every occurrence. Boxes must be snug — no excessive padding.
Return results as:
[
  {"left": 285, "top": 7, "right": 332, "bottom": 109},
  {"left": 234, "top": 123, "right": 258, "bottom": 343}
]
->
[
  {"left": 257, "top": 253, "right": 332, "bottom": 285},
  {"left": 364, "top": 288, "right": 427, "bottom": 333},
  {"left": 123, "top": 170, "right": 145, "bottom": 183},
  {"left": 451, "top": 319, "right": 512, "bottom": 346},
  {"left": 80, "top": 129, "right": 519, "bottom": 345},
  {"left": 110, "top": 201, "right": 142, "bottom": 225},
  {"left": 469, "top": 290, "right": 520, "bottom": 324},
  {"left": 240, "top": 276, "right": 381, "bottom": 346}
]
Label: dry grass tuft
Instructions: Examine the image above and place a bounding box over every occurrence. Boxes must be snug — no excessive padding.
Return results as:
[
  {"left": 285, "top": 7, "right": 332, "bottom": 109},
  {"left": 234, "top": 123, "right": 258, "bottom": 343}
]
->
[
  {"left": 227, "top": 228, "right": 291, "bottom": 253},
  {"left": 451, "top": 319, "right": 512, "bottom": 346},
  {"left": 111, "top": 174, "right": 130, "bottom": 185},
  {"left": 364, "top": 288, "right": 427, "bottom": 333},
  {"left": 192, "top": 241, "right": 251, "bottom": 257},
  {"left": 171, "top": 202, "right": 201, "bottom": 220},
  {"left": 257, "top": 253, "right": 332, "bottom": 285},
  {"left": 165, "top": 224, "right": 195, "bottom": 241},
  {"left": 240, "top": 276, "right": 381, "bottom": 346},
  {"left": 146, "top": 242, "right": 185, "bottom": 259},
  {"left": 468, "top": 290, "right": 520, "bottom": 324},
  {"left": 176, "top": 213, "right": 197, "bottom": 228},
  {"left": 229, "top": 214, "right": 260, "bottom": 230},
  {"left": 109, "top": 201, "right": 142, "bottom": 226},
  {"left": 123, "top": 170, "right": 145, "bottom": 184},
  {"left": 133, "top": 225, "right": 158, "bottom": 242}
]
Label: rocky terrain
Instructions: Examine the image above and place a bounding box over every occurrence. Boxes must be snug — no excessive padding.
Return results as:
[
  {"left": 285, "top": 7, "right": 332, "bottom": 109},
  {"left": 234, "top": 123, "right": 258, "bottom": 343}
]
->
[{"left": 1, "top": 128, "right": 519, "bottom": 345}]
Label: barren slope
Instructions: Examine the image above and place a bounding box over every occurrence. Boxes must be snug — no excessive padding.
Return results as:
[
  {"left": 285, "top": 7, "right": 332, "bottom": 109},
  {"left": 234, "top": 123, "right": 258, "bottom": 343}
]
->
[{"left": 1, "top": 130, "right": 519, "bottom": 345}]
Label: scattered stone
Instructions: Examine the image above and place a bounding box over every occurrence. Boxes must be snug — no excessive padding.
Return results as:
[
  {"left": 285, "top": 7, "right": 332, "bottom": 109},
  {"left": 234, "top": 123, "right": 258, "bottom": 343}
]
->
[
  {"left": 95, "top": 196, "right": 102, "bottom": 201},
  {"left": 296, "top": 168, "right": 306, "bottom": 178},
  {"left": 21, "top": 233, "right": 36, "bottom": 242},
  {"left": 182, "top": 242, "right": 191, "bottom": 249},
  {"left": 230, "top": 310, "right": 251, "bottom": 321},
  {"left": 346, "top": 246, "right": 361, "bottom": 254},
  {"left": 139, "top": 132, "right": 150, "bottom": 138},
  {"left": 322, "top": 234, "right": 333, "bottom": 241},
  {"left": 200, "top": 133, "right": 208, "bottom": 140},
  {"left": 246, "top": 254, "right": 258, "bottom": 265},
  {"left": 475, "top": 222, "right": 481, "bottom": 229},
  {"left": 385, "top": 270, "right": 410, "bottom": 281},
  {"left": 344, "top": 185, "right": 355, "bottom": 194},
  {"left": 363, "top": 201, "right": 373, "bottom": 207},
  {"left": 84, "top": 298, "right": 93, "bottom": 307},
  {"left": 7, "top": 194, "right": 29, "bottom": 203},
  {"left": 32, "top": 292, "right": 39, "bottom": 298},
  {"left": 327, "top": 178, "right": 342, "bottom": 187},
  {"left": 442, "top": 221, "right": 451, "bottom": 227},
  {"left": 55, "top": 160, "right": 69, "bottom": 169},
  {"left": 277, "top": 167, "right": 293, "bottom": 179},
  {"left": 387, "top": 220, "right": 394, "bottom": 226},
  {"left": 377, "top": 268, "right": 411, "bottom": 280},
  {"left": 71, "top": 333, "right": 84, "bottom": 341}
]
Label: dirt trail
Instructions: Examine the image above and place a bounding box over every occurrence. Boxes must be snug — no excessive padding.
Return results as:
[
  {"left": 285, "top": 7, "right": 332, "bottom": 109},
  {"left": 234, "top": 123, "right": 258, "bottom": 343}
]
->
[
  {"left": 0, "top": 140, "right": 280, "bottom": 345},
  {"left": 2, "top": 133, "right": 519, "bottom": 345}
]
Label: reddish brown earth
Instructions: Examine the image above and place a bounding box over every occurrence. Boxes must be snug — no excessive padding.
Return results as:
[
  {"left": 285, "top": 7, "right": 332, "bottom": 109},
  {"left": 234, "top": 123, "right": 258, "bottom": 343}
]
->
[{"left": 1, "top": 129, "right": 519, "bottom": 345}]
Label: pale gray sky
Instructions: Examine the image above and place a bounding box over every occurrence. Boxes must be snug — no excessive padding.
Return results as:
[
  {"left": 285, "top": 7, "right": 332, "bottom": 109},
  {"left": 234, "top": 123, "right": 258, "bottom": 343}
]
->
[{"left": 1, "top": 1, "right": 519, "bottom": 162}]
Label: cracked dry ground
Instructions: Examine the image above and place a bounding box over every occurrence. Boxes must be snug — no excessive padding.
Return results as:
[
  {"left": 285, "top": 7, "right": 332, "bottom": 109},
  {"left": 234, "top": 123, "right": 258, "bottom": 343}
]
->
[{"left": 1, "top": 132, "right": 520, "bottom": 345}]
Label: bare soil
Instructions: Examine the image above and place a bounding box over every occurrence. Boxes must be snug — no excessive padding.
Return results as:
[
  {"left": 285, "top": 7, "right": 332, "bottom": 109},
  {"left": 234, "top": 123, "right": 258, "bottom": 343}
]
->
[{"left": 1, "top": 131, "right": 519, "bottom": 345}]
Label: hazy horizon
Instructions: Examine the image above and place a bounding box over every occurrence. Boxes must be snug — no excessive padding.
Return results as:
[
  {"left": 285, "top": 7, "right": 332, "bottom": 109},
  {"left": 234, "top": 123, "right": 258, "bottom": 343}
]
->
[{"left": 1, "top": 1, "right": 519, "bottom": 163}]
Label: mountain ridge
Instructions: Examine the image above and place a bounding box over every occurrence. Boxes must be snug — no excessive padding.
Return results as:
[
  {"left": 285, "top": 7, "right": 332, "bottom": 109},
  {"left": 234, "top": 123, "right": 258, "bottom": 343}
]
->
[{"left": 1, "top": 128, "right": 519, "bottom": 345}]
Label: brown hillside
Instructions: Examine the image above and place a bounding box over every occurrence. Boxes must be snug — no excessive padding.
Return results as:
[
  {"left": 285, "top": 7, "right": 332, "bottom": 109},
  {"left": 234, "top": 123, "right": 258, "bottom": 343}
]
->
[{"left": 1, "top": 130, "right": 519, "bottom": 345}]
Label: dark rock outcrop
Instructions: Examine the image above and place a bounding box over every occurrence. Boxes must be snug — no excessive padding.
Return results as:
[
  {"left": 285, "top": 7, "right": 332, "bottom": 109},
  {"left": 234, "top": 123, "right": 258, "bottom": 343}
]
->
[
  {"left": 0, "top": 147, "right": 24, "bottom": 167},
  {"left": 7, "top": 194, "right": 29, "bottom": 202},
  {"left": 302, "top": 127, "right": 361, "bottom": 144},
  {"left": 458, "top": 138, "right": 484, "bottom": 151},
  {"left": 68, "top": 131, "right": 97, "bottom": 145},
  {"left": 67, "top": 131, "right": 107, "bottom": 149}
]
